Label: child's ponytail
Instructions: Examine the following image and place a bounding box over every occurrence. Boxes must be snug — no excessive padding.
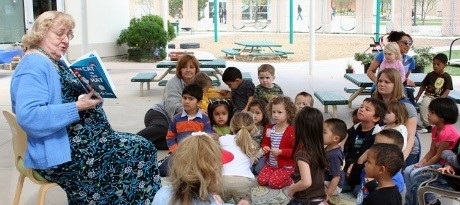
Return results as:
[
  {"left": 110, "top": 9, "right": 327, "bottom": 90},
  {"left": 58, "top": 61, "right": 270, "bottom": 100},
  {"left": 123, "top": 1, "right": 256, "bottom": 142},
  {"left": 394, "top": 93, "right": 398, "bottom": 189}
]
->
[{"left": 231, "top": 113, "right": 258, "bottom": 160}]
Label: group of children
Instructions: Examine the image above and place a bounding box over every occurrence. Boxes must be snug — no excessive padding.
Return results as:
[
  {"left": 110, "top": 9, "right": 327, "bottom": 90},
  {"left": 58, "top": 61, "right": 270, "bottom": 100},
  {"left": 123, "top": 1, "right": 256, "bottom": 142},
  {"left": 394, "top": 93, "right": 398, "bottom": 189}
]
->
[{"left": 153, "top": 54, "right": 460, "bottom": 205}]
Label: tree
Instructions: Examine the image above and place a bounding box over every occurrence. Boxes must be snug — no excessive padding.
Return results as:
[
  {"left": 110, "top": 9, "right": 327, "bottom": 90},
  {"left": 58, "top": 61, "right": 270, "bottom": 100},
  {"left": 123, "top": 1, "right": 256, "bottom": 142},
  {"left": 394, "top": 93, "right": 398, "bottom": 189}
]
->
[
  {"left": 335, "top": 0, "right": 354, "bottom": 13},
  {"left": 417, "top": 0, "right": 439, "bottom": 24}
]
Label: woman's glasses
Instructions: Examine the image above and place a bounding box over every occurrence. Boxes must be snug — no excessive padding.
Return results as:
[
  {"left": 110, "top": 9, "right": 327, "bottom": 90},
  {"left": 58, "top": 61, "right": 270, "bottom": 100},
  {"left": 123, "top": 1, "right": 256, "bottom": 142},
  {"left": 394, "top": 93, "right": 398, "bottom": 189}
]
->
[
  {"left": 51, "top": 30, "right": 74, "bottom": 40},
  {"left": 397, "top": 40, "right": 412, "bottom": 46}
]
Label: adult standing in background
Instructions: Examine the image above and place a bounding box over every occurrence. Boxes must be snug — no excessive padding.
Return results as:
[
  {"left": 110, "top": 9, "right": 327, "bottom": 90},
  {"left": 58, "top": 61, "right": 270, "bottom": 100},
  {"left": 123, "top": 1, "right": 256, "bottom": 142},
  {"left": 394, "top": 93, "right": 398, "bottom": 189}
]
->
[
  {"left": 137, "top": 54, "right": 200, "bottom": 150},
  {"left": 10, "top": 11, "right": 161, "bottom": 204},
  {"left": 297, "top": 4, "right": 303, "bottom": 20}
]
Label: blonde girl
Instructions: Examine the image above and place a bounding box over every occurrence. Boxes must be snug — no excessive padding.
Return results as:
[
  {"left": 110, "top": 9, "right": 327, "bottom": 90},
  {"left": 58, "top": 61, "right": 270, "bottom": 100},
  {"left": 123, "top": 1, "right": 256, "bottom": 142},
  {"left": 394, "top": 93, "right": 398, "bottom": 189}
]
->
[
  {"left": 220, "top": 112, "right": 258, "bottom": 204},
  {"left": 382, "top": 100, "right": 409, "bottom": 151},
  {"left": 152, "top": 133, "right": 223, "bottom": 205},
  {"left": 208, "top": 100, "right": 234, "bottom": 136},
  {"left": 257, "top": 96, "right": 297, "bottom": 189},
  {"left": 379, "top": 42, "right": 406, "bottom": 82},
  {"left": 248, "top": 99, "right": 270, "bottom": 174},
  {"left": 287, "top": 107, "right": 328, "bottom": 204}
]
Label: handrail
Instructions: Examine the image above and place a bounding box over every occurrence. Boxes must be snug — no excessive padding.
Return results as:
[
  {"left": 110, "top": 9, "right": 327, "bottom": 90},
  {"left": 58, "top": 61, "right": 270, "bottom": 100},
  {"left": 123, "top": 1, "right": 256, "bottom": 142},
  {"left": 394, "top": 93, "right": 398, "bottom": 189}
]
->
[{"left": 448, "top": 37, "right": 460, "bottom": 65}]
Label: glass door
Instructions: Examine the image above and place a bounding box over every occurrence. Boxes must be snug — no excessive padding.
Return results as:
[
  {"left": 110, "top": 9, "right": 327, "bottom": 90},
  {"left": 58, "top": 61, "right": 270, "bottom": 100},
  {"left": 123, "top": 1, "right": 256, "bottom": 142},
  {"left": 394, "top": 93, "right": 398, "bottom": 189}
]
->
[
  {"left": 24, "top": 0, "right": 63, "bottom": 32},
  {"left": 0, "top": 0, "right": 25, "bottom": 43}
]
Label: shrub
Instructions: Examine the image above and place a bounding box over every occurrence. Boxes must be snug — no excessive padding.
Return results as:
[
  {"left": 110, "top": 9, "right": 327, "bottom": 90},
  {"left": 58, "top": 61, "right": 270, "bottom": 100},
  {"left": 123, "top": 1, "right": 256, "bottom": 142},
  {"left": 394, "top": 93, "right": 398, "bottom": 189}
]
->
[{"left": 117, "top": 15, "right": 176, "bottom": 60}]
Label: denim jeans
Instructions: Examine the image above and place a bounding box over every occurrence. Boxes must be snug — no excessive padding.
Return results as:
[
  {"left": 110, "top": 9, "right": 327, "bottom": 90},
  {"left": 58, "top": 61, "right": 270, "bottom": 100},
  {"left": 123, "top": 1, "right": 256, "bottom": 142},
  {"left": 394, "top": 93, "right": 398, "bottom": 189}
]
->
[{"left": 404, "top": 164, "right": 442, "bottom": 205}]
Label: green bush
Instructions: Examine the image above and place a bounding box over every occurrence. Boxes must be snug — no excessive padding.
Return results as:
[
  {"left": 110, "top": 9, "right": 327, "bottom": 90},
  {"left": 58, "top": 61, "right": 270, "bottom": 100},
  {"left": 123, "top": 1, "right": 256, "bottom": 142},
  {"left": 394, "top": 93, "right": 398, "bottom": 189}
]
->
[
  {"left": 412, "top": 46, "right": 435, "bottom": 73},
  {"left": 117, "top": 15, "right": 176, "bottom": 60}
]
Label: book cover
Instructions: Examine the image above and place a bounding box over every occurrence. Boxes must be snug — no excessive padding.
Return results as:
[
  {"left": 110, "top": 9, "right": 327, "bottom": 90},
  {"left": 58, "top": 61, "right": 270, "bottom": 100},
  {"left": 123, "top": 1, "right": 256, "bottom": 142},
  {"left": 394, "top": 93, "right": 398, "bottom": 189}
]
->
[{"left": 64, "top": 51, "right": 117, "bottom": 98}]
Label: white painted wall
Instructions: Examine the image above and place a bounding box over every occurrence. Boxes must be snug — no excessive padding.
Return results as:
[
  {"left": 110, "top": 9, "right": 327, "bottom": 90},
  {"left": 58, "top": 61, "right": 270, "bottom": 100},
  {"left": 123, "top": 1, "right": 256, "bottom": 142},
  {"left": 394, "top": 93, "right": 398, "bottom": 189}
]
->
[{"left": 64, "top": 0, "right": 131, "bottom": 59}]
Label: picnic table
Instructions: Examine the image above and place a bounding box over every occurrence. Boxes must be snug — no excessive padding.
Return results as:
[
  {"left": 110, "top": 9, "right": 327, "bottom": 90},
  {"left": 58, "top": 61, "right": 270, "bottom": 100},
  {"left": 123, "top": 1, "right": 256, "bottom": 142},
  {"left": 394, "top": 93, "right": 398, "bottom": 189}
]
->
[
  {"left": 154, "top": 59, "right": 227, "bottom": 85},
  {"left": 222, "top": 41, "right": 293, "bottom": 60},
  {"left": 344, "top": 73, "right": 426, "bottom": 107}
]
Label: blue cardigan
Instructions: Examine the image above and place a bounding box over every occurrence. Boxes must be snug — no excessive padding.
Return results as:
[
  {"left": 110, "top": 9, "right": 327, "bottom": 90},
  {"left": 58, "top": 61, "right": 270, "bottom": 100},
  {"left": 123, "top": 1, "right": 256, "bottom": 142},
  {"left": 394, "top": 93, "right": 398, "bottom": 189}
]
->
[{"left": 10, "top": 53, "right": 80, "bottom": 169}]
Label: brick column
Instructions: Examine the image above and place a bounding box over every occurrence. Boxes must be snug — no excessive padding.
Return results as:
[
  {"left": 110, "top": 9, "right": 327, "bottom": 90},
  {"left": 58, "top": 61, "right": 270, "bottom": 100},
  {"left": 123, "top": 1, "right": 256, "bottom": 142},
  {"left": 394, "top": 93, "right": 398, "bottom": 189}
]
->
[
  {"left": 355, "top": 0, "right": 373, "bottom": 34},
  {"left": 442, "top": 0, "right": 460, "bottom": 36},
  {"left": 391, "top": 0, "right": 412, "bottom": 33}
]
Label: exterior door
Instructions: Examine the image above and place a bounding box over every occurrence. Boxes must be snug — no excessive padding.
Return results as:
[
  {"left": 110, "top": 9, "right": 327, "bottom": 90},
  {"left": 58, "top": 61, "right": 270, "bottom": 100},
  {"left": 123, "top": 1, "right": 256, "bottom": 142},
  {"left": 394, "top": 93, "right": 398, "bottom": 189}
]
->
[{"left": 23, "top": 0, "right": 64, "bottom": 32}]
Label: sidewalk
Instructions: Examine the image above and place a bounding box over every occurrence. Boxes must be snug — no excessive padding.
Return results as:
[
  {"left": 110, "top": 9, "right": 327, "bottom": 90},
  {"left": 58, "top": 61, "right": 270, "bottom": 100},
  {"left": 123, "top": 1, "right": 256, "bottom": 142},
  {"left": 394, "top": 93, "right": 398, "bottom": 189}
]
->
[{"left": 0, "top": 57, "right": 458, "bottom": 204}]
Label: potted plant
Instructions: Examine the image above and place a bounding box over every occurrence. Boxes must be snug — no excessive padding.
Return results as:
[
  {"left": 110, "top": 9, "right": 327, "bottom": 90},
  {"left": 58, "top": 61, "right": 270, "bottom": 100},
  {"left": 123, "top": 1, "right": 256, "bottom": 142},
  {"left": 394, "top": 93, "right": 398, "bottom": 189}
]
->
[
  {"left": 117, "top": 15, "right": 176, "bottom": 61},
  {"left": 412, "top": 46, "right": 435, "bottom": 73},
  {"left": 354, "top": 52, "right": 374, "bottom": 73},
  {"left": 346, "top": 62, "right": 354, "bottom": 73}
]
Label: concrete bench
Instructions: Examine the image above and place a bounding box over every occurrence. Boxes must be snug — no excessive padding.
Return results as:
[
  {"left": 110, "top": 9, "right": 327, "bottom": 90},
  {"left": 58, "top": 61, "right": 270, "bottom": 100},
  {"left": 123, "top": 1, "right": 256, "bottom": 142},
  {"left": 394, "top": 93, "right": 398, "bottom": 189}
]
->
[
  {"left": 344, "top": 87, "right": 372, "bottom": 94},
  {"left": 221, "top": 49, "right": 240, "bottom": 60},
  {"left": 131, "top": 72, "right": 157, "bottom": 97},
  {"left": 274, "top": 49, "right": 294, "bottom": 58},
  {"left": 448, "top": 90, "right": 460, "bottom": 104},
  {"left": 314, "top": 91, "right": 349, "bottom": 117},
  {"left": 248, "top": 52, "right": 283, "bottom": 61}
]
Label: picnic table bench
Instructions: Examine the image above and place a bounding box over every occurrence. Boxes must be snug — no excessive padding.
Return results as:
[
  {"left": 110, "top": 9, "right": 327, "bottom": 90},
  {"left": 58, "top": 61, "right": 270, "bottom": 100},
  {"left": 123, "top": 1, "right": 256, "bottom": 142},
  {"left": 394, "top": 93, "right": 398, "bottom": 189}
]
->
[
  {"left": 221, "top": 41, "right": 291, "bottom": 61},
  {"left": 130, "top": 72, "right": 158, "bottom": 97},
  {"left": 314, "top": 91, "right": 349, "bottom": 117},
  {"left": 248, "top": 52, "right": 283, "bottom": 61},
  {"left": 221, "top": 49, "right": 240, "bottom": 59}
]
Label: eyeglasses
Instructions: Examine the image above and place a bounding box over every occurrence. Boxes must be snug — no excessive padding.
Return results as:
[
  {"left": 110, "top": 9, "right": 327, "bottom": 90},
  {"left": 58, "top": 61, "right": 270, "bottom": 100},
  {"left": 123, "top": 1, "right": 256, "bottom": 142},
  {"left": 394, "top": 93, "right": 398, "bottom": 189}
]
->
[
  {"left": 397, "top": 40, "right": 412, "bottom": 46},
  {"left": 51, "top": 29, "right": 74, "bottom": 40}
]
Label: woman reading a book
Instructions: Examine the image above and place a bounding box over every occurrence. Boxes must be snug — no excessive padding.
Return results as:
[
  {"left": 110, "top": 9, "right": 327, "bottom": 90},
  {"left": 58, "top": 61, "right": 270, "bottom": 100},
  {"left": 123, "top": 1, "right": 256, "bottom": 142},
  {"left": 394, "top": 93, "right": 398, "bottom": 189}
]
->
[
  {"left": 10, "top": 11, "right": 161, "bottom": 204},
  {"left": 137, "top": 54, "right": 200, "bottom": 150}
]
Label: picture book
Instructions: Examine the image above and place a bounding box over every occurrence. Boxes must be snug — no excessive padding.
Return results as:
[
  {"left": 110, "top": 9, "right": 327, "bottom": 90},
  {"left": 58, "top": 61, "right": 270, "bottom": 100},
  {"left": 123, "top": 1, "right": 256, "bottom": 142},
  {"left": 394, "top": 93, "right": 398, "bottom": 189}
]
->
[{"left": 63, "top": 51, "right": 117, "bottom": 98}]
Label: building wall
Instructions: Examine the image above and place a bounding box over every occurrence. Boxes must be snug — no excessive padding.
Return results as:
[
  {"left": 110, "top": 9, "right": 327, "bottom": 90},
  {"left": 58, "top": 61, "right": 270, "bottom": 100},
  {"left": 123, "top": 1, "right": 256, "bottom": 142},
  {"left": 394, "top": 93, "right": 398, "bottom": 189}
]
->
[{"left": 64, "top": 0, "right": 130, "bottom": 60}]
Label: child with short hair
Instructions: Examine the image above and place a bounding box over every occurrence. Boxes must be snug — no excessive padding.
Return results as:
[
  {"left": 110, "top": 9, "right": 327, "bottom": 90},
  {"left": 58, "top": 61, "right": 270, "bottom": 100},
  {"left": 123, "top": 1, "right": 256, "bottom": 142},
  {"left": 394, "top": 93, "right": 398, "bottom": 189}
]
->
[
  {"left": 382, "top": 101, "right": 408, "bottom": 151},
  {"left": 356, "top": 129, "right": 406, "bottom": 205},
  {"left": 219, "top": 112, "right": 258, "bottom": 204},
  {"left": 294, "top": 91, "right": 314, "bottom": 112},
  {"left": 362, "top": 143, "right": 404, "bottom": 205},
  {"left": 152, "top": 133, "right": 224, "bottom": 205},
  {"left": 254, "top": 64, "right": 284, "bottom": 104},
  {"left": 258, "top": 96, "right": 297, "bottom": 189},
  {"left": 222, "top": 67, "right": 255, "bottom": 112},
  {"left": 207, "top": 100, "right": 234, "bottom": 136},
  {"left": 287, "top": 107, "right": 328, "bottom": 204},
  {"left": 159, "top": 84, "right": 214, "bottom": 176},
  {"left": 344, "top": 98, "right": 386, "bottom": 192},
  {"left": 379, "top": 42, "right": 406, "bottom": 82},
  {"left": 404, "top": 97, "right": 460, "bottom": 205},
  {"left": 323, "top": 118, "right": 347, "bottom": 198},
  {"left": 415, "top": 53, "right": 453, "bottom": 133},
  {"left": 248, "top": 99, "right": 271, "bottom": 175}
]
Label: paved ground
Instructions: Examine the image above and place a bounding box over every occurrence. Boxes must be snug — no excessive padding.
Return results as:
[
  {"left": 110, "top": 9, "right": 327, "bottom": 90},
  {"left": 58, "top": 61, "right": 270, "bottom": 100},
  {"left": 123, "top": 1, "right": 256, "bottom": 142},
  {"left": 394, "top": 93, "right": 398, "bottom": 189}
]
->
[{"left": 1, "top": 52, "right": 459, "bottom": 204}]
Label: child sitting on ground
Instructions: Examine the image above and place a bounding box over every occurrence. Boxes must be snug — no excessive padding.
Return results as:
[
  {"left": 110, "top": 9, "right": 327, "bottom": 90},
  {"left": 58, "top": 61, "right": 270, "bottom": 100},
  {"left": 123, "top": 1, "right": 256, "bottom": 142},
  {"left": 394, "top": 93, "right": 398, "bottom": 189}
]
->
[
  {"left": 415, "top": 53, "right": 453, "bottom": 133},
  {"left": 221, "top": 67, "right": 255, "bottom": 113},
  {"left": 404, "top": 97, "right": 460, "bottom": 205},
  {"left": 159, "top": 84, "right": 214, "bottom": 177},
  {"left": 219, "top": 112, "right": 258, "bottom": 204},
  {"left": 152, "top": 133, "right": 225, "bottom": 205},
  {"left": 288, "top": 107, "right": 328, "bottom": 204},
  {"left": 248, "top": 99, "right": 271, "bottom": 175},
  {"left": 193, "top": 72, "right": 231, "bottom": 114},
  {"left": 344, "top": 98, "right": 386, "bottom": 194},
  {"left": 207, "top": 100, "right": 234, "bottom": 136},
  {"left": 381, "top": 101, "right": 408, "bottom": 151},
  {"left": 323, "top": 118, "right": 347, "bottom": 199},
  {"left": 294, "top": 91, "right": 314, "bottom": 112},
  {"left": 258, "top": 96, "right": 297, "bottom": 189},
  {"left": 254, "top": 64, "right": 284, "bottom": 104},
  {"left": 356, "top": 129, "right": 406, "bottom": 205},
  {"left": 362, "top": 143, "right": 404, "bottom": 205}
]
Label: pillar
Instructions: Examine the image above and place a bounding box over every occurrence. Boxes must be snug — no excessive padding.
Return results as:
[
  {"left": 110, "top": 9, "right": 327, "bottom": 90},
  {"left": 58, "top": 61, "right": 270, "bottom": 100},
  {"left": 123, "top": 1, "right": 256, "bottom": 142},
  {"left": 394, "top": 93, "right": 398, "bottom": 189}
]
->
[
  {"left": 182, "top": 0, "right": 199, "bottom": 28},
  {"left": 442, "top": 0, "right": 460, "bottom": 36},
  {"left": 391, "top": 0, "right": 412, "bottom": 33},
  {"left": 318, "top": 0, "right": 332, "bottom": 33},
  {"left": 227, "top": 0, "right": 243, "bottom": 31},
  {"left": 355, "top": 0, "right": 373, "bottom": 34}
]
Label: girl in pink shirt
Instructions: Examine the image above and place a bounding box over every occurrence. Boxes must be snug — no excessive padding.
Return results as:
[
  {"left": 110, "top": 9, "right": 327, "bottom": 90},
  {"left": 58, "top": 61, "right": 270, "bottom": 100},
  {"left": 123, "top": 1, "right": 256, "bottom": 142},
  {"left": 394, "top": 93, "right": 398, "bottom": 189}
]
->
[{"left": 379, "top": 42, "right": 406, "bottom": 82}]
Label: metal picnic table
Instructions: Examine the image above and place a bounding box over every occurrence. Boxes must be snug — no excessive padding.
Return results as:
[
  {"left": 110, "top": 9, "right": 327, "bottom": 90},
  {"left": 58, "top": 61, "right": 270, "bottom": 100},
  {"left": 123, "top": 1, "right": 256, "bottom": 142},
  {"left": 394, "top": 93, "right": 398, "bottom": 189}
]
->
[
  {"left": 154, "top": 59, "right": 226, "bottom": 85},
  {"left": 234, "top": 41, "right": 286, "bottom": 60},
  {"left": 344, "top": 73, "right": 426, "bottom": 107}
]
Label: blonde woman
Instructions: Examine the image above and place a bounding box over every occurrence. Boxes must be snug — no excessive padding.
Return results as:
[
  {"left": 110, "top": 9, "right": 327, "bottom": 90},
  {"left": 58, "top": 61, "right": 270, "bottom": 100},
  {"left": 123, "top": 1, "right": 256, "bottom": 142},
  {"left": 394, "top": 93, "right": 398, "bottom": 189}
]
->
[
  {"left": 219, "top": 112, "right": 258, "bottom": 204},
  {"left": 152, "top": 133, "right": 224, "bottom": 205}
]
